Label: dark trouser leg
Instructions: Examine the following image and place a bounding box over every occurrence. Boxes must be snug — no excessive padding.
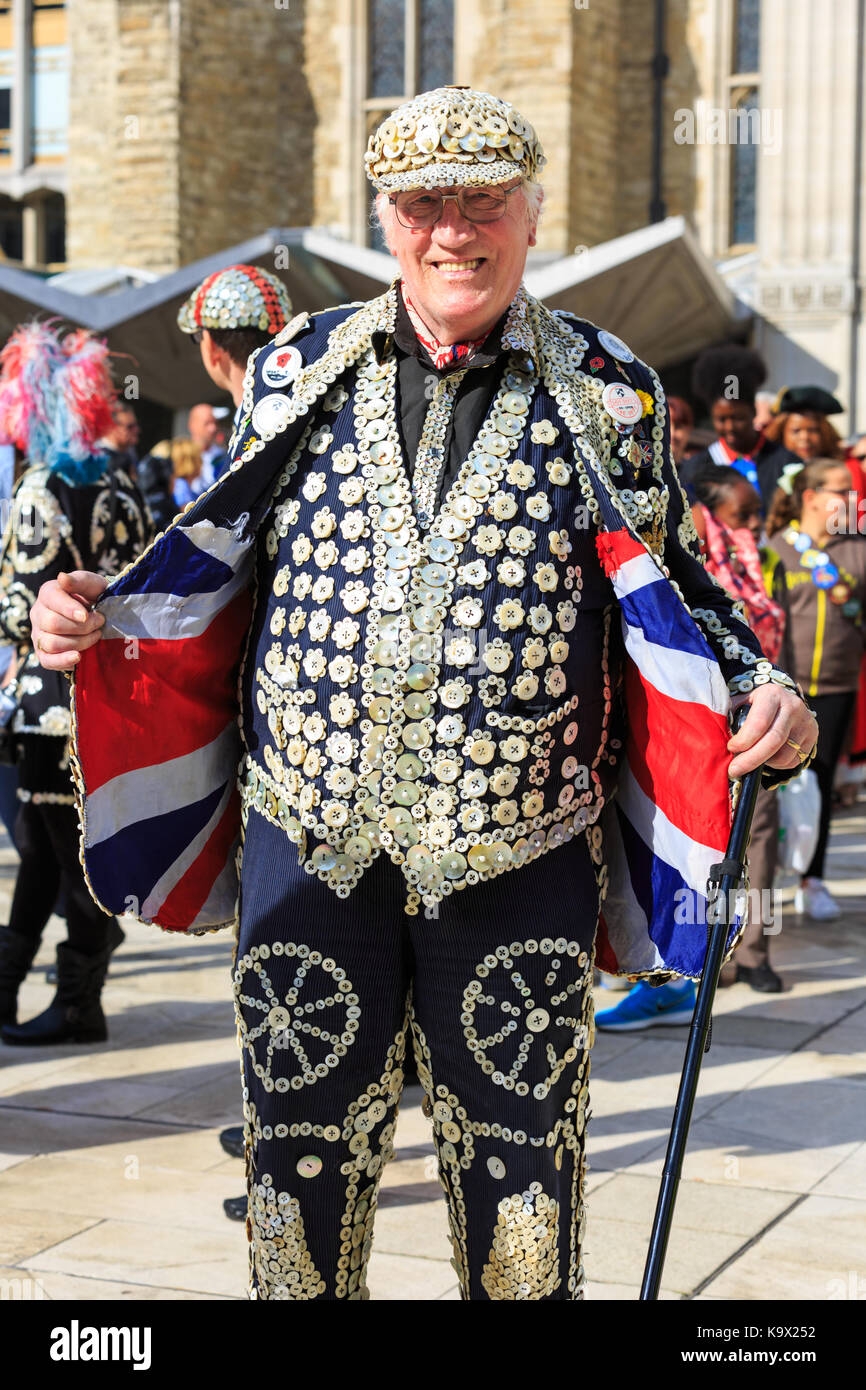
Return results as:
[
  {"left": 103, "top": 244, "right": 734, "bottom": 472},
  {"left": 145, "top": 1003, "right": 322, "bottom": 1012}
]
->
[
  {"left": 234, "top": 809, "right": 412, "bottom": 1301},
  {"left": 0, "top": 765, "right": 19, "bottom": 844},
  {"left": 410, "top": 836, "right": 599, "bottom": 1301},
  {"left": 0, "top": 801, "right": 58, "bottom": 1023},
  {"left": 7, "top": 801, "right": 61, "bottom": 946},
  {"left": 736, "top": 785, "right": 779, "bottom": 969},
  {"left": 38, "top": 803, "right": 115, "bottom": 955},
  {"left": 2, "top": 800, "right": 115, "bottom": 1044},
  {"left": 804, "top": 692, "right": 857, "bottom": 881}
]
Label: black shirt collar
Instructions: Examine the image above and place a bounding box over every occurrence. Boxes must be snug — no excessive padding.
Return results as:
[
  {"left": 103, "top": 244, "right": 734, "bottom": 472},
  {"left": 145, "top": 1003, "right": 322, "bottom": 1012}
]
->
[{"left": 372, "top": 281, "right": 509, "bottom": 376}]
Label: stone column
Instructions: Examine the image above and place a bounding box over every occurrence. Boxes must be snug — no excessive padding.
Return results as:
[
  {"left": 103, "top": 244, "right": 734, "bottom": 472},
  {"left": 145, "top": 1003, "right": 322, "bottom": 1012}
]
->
[
  {"left": 754, "top": 0, "right": 863, "bottom": 432},
  {"left": 11, "top": 0, "right": 31, "bottom": 174}
]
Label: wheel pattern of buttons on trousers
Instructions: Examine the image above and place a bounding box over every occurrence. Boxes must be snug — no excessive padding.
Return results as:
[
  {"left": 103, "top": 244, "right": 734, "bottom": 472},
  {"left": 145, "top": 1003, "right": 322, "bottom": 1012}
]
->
[
  {"left": 461, "top": 939, "right": 593, "bottom": 1097},
  {"left": 232, "top": 942, "right": 361, "bottom": 1092},
  {"left": 238, "top": 935, "right": 593, "bottom": 1302}
]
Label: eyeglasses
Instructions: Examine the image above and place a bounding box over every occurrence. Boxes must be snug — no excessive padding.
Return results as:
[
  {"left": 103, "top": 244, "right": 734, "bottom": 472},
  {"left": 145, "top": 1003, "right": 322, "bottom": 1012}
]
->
[{"left": 389, "top": 182, "right": 522, "bottom": 229}]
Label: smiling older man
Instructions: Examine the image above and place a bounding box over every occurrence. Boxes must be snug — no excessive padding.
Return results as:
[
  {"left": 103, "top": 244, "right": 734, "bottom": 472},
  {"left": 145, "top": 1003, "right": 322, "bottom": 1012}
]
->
[{"left": 29, "top": 87, "right": 815, "bottom": 1302}]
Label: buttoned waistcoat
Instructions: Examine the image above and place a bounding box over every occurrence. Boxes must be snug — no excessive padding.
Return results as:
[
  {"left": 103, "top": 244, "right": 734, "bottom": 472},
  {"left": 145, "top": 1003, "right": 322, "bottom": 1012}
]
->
[{"left": 69, "top": 284, "right": 797, "bottom": 961}]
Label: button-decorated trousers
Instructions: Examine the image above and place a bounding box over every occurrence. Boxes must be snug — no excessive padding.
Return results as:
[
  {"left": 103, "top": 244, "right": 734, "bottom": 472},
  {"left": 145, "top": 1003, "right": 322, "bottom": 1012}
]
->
[{"left": 234, "top": 807, "right": 599, "bottom": 1301}]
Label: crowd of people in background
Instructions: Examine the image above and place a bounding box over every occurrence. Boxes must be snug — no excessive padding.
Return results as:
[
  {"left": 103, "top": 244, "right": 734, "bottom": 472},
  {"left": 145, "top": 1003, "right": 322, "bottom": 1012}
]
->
[{"left": 597, "top": 341, "right": 866, "bottom": 1030}]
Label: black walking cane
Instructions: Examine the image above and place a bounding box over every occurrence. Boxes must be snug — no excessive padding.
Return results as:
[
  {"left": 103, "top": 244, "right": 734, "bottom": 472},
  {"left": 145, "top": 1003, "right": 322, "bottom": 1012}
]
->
[{"left": 640, "top": 707, "right": 763, "bottom": 1300}]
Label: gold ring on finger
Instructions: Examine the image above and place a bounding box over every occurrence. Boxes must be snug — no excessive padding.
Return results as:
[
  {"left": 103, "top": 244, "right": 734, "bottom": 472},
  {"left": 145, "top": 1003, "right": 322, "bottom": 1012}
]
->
[{"left": 785, "top": 737, "right": 808, "bottom": 762}]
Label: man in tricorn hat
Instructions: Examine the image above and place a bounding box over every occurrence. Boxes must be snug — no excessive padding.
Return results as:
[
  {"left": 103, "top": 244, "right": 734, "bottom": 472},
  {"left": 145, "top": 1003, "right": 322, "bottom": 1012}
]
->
[{"left": 29, "top": 87, "right": 816, "bottom": 1301}]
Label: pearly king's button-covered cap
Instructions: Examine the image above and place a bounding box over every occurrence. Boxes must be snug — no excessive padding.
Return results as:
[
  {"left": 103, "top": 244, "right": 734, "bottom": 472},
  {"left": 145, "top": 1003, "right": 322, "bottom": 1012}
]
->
[
  {"left": 364, "top": 85, "right": 546, "bottom": 193},
  {"left": 177, "top": 263, "right": 292, "bottom": 337}
]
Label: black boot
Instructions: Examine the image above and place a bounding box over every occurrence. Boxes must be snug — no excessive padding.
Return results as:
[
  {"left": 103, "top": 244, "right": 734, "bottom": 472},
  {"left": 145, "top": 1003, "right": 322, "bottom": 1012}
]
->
[
  {"left": 45, "top": 918, "right": 124, "bottom": 986},
  {"left": 0, "top": 929, "right": 40, "bottom": 1028},
  {"left": 2, "top": 941, "right": 110, "bottom": 1045},
  {"left": 219, "top": 1126, "right": 246, "bottom": 1159},
  {"left": 735, "top": 961, "right": 783, "bottom": 994}
]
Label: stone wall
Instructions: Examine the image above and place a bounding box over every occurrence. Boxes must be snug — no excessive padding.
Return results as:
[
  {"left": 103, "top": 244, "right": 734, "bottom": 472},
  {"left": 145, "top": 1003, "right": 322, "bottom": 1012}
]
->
[
  {"left": 461, "top": 0, "right": 577, "bottom": 255},
  {"left": 567, "top": 0, "right": 621, "bottom": 251},
  {"left": 67, "top": 0, "right": 181, "bottom": 271},
  {"left": 305, "top": 0, "right": 355, "bottom": 236},
  {"left": 456, "top": 0, "right": 706, "bottom": 255},
  {"left": 67, "top": 0, "right": 709, "bottom": 269},
  {"left": 67, "top": 0, "right": 312, "bottom": 272},
  {"left": 177, "top": 0, "right": 310, "bottom": 265}
]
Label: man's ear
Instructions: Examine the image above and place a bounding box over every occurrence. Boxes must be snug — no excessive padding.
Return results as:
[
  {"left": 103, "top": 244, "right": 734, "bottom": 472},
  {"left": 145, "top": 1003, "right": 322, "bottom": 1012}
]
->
[
  {"left": 201, "top": 330, "right": 229, "bottom": 378},
  {"left": 199, "top": 330, "right": 216, "bottom": 371},
  {"left": 376, "top": 195, "right": 398, "bottom": 255}
]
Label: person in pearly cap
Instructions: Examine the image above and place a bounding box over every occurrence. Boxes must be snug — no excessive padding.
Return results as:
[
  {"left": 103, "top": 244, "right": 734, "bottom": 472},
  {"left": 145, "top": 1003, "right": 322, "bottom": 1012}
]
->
[
  {"left": 176, "top": 262, "right": 294, "bottom": 457},
  {"left": 30, "top": 87, "right": 816, "bottom": 1301}
]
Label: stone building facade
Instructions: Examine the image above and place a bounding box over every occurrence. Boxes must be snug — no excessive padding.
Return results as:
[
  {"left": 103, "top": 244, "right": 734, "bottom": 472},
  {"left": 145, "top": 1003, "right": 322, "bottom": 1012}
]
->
[
  {"left": 1, "top": 0, "right": 862, "bottom": 429},
  {"left": 60, "top": 0, "right": 760, "bottom": 266},
  {"left": 66, "top": 0, "right": 309, "bottom": 272}
]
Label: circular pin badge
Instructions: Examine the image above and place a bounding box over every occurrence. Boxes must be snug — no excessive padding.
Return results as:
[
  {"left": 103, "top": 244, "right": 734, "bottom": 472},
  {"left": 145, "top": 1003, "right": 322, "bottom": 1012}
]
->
[
  {"left": 801, "top": 548, "right": 822, "bottom": 569},
  {"left": 598, "top": 330, "right": 634, "bottom": 363},
  {"left": 252, "top": 393, "right": 293, "bottom": 437},
  {"left": 261, "top": 344, "right": 302, "bottom": 389},
  {"left": 792, "top": 531, "right": 811, "bottom": 553},
  {"left": 812, "top": 565, "right": 839, "bottom": 589},
  {"left": 601, "top": 381, "right": 643, "bottom": 427}
]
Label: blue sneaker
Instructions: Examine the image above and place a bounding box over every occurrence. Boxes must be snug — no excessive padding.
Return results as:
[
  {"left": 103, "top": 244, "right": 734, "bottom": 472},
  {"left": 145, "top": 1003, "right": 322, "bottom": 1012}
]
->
[{"left": 594, "top": 980, "right": 696, "bottom": 1031}]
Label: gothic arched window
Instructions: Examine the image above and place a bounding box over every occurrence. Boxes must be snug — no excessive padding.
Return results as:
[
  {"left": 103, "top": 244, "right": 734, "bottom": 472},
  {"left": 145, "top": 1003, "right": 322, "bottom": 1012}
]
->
[{"left": 364, "top": 0, "right": 455, "bottom": 247}]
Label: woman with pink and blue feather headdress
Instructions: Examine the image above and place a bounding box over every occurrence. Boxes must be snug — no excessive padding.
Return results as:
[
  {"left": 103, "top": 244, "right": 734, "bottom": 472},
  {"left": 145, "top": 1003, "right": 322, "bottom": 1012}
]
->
[{"left": 0, "top": 321, "right": 151, "bottom": 1046}]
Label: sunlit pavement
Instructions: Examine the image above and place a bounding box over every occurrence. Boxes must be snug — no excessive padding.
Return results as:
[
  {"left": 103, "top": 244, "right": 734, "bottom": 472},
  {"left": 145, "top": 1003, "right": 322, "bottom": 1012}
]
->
[{"left": 0, "top": 803, "right": 864, "bottom": 1301}]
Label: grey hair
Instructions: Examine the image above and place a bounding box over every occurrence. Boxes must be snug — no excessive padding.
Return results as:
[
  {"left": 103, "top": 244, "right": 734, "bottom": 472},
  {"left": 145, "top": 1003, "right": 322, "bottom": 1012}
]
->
[{"left": 372, "top": 178, "right": 544, "bottom": 240}]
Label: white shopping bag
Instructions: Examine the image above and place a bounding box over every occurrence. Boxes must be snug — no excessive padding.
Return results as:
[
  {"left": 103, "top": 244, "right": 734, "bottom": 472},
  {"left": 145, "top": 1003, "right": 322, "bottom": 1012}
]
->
[{"left": 777, "top": 768, "right": 821, "bottom": 874}]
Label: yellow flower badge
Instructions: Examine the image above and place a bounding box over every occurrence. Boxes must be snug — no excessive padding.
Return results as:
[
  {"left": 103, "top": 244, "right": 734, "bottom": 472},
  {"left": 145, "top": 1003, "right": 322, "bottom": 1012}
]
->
[{"left": 635, "top": 389, "right": 654, "bottom": 417}]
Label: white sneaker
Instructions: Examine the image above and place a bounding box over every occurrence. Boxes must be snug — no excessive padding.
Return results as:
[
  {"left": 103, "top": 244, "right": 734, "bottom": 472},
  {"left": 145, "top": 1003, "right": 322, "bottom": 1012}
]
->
[{"left": 795, "top": 879, "right": 841, "bottom": 921}]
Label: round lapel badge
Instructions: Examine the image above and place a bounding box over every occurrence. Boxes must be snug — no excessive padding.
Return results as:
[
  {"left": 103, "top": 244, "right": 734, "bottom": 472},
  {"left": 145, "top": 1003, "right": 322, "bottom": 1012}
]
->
[
  {"left": 261, "top": 344, "right": 302, "bottom": 389},
  {"left": 601, "top": 381, "right": 643, "bottom": 427},
  {"left": 598, "top": 330, "right": 635, "bottom": 363},
  {"left": 251, "top": 393, "right": 293, "bottom": 437},
  {"left": 812, "top": 565, "right": 839, "bottom": 589}
]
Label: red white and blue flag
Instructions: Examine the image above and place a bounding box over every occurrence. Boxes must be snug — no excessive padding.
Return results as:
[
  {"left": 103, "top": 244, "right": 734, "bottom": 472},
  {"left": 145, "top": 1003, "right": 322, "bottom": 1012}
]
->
[
  {"left": 73, "top": 515, "right": 254, "bottom": 933},
  {"left": 593, "top": 525, "right": 738, "bottom": 979}
]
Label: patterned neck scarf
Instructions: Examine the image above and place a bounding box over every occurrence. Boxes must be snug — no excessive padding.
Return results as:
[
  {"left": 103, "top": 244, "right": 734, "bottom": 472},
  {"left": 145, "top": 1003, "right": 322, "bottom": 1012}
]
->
[
  {"left": 401, "top": 283, "right": 489, "bottom": 370},
  {"left": 701, "top": 506, "right": 786, "bottom": 664}
]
